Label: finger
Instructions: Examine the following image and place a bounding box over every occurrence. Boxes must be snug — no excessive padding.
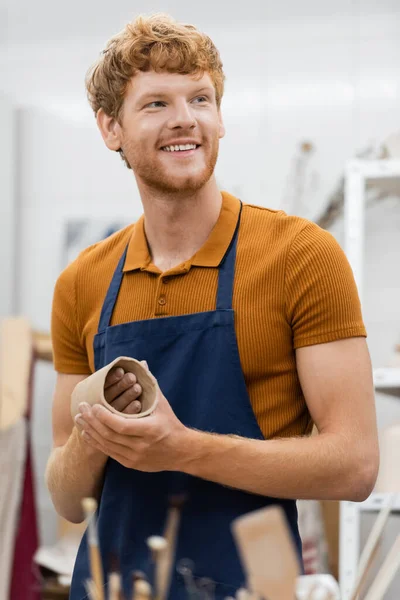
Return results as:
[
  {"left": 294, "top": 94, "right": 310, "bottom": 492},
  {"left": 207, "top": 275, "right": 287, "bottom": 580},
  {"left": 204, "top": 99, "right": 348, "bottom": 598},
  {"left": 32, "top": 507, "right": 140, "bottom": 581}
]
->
[
  {"left": 110, "top": 387, "right": 142, "bottom": 413},
  {"left": 81, "top": 432, "right": 132, "bottom": 468},
  {"left": 79, "top": 405, "right": 140, "bottom": 446},
  {"left": 74, "top": 414, "right": 85, "bottom": 432},
  {"left": 141, "top": 360, "right": 149, "bottom": 370},
  {"left": 81, "top": 430, "right": 101, "bottom": 449},
  {"left": 81, "top": 429, "right": 117, "bottom": 456},
  {"left": 112, "top": 397, "right": 142, "bottom": 415},
  {"left": 80, "top": 417, "right": 141, "bottom": 459},
  {"left": 92, "top": 404, "right": 151, "bottom": 437},
  {"left": 123, "top": 400, "right": 142, "bottom": 415},
  {"left": 104, "top": 367, "right": 125, "bottom": 389},
  {"left": 104, "top": 372, "right": 138, "bottom": 402},
  {"left": 81, "top": 425, "right": 129, "bottom": 454}
]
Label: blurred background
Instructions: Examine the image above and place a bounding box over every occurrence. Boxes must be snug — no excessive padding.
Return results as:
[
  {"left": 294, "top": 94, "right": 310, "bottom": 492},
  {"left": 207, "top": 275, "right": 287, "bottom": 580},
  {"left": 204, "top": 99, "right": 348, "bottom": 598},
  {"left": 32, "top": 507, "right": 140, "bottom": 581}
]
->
[{"left": 1, "top": 1, "right": 400, "bottom": 598}]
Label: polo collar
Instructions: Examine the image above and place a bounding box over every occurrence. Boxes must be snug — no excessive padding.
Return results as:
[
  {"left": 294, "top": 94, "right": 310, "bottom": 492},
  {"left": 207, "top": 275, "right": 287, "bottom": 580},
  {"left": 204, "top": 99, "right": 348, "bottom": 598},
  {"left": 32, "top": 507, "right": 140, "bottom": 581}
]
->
[{"left": 122, "top": 191, "right": 241, "bottom": 272}]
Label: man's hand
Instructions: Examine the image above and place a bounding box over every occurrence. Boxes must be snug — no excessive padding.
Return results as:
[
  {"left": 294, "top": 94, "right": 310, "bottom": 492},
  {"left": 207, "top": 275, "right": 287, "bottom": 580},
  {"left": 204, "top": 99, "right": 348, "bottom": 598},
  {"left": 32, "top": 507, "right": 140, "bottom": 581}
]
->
[
  {"left": 104, "top": 365, "right": 144, "bottom": 414},
  {"left": 74, "top": 384, "right": 191, "bottom": 472}
]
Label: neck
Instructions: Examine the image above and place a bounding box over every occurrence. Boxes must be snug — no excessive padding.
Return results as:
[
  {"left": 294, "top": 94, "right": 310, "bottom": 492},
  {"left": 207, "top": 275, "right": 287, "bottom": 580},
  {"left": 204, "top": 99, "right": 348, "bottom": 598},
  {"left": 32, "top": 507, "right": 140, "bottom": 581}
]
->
[{"left": 138, "top": 177, "right": 223, "bottom": 272}]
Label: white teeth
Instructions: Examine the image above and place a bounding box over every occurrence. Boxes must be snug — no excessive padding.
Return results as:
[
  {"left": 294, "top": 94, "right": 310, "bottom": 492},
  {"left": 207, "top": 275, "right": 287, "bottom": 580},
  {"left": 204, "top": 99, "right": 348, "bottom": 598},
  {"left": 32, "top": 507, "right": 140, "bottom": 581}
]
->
[{"left": 163, "top": 144, "right": 197, "bottom": 152}]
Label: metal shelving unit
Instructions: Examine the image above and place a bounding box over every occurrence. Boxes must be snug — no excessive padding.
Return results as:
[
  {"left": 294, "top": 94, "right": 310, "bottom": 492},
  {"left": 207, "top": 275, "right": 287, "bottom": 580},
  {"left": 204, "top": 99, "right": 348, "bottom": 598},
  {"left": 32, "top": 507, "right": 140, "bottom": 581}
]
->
[
  {"left": 373, "top": 367, "right": 400, "bottom": 399},
  {"left": 339, "top": 159, "right": 400, "bottom": 600}
]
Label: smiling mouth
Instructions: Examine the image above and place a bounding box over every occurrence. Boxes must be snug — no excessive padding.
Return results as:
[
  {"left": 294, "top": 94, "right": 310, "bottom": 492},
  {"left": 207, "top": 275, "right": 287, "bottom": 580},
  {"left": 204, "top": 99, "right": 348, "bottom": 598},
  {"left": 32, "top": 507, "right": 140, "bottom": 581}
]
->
[{"left": 161, "top": 144, "right": 200, "bottom": 153}]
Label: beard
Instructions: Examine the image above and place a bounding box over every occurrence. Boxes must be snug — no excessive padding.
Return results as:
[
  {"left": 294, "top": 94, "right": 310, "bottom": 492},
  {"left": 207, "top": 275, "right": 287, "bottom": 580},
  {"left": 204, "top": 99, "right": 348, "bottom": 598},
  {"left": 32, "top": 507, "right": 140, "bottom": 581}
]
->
[{"left": 121, "top": 136, "right": 219, "bottom": 194}]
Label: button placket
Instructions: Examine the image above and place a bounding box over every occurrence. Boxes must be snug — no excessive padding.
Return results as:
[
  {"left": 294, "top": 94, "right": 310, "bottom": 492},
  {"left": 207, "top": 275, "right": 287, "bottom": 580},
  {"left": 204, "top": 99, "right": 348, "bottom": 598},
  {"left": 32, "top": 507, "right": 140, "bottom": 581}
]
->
[{"left": 154, "top": 276, "right": 168, "bottom": 315}]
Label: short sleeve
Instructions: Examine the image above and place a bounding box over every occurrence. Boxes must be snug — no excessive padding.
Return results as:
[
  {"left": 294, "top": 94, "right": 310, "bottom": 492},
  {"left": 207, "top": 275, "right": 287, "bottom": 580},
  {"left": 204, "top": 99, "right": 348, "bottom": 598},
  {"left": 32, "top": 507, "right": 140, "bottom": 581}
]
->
[
  {"left": 51, "top": 258, "right": 92, "bottom": 374},
  {"left": 285, "top": 222, "right": 367, "bottom": 349}
]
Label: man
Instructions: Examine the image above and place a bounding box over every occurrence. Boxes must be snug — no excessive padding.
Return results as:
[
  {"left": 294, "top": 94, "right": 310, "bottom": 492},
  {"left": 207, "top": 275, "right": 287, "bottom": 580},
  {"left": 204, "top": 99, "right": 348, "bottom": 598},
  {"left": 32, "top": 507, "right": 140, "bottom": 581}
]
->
[{"left": 46, "top": 13, "right": 379, "bottom": 599}]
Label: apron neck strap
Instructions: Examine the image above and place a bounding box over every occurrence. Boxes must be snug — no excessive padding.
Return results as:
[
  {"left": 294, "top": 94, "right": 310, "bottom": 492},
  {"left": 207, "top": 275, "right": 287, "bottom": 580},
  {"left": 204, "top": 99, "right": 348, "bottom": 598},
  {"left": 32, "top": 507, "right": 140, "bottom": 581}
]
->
[
  {"left": 216, "top": 202, "right": 242, "bottom": 310},
  {"left": 97, "top": 245, "right": 128, "bottom": 332}
]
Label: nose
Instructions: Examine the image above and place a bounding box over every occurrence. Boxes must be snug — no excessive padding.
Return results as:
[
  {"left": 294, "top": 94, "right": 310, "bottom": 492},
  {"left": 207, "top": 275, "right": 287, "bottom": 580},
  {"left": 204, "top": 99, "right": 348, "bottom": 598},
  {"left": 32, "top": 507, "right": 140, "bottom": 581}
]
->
[{"left": 167, "top": 100, "right": 196, "bottom": 130}]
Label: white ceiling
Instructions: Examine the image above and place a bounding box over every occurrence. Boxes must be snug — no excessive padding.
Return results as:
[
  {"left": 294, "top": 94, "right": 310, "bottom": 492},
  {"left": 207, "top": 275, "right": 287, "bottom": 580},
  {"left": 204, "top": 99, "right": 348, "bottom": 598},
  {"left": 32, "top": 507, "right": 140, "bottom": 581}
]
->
[
  {"left": 1, "top": 0, "right": 399, "bottom": 120},
  {"left": 2, "top": 0, "right": 400, "bottom": 45}
]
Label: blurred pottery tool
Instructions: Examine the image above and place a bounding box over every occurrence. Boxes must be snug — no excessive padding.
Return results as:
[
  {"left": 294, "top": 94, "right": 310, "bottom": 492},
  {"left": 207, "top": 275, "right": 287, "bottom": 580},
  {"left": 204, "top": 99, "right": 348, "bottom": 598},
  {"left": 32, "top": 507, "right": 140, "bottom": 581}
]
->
[
  {"left": 108, "top": 554, "right": 123, "bottom": 600},
  {"left": 82, "top": 497, "right": 105, "bottom": 600},
  {"left": 131, "top": 572, "right": 148, "bottom": 600},
  {"left": 236, "top": 589, "right": 251, "bottom": 599},
  {"left": 146, "top": 535, "right": 168, "bottom": 599},
  {"left": 232, "top": 505, "right": 300, "bottom": 600},
  {"left": 109, "top": 571, "right": 122, "bottom": 600},
  {"left": 71, "top": 356, "right": 158, "bottom": 420},
  {"left": 235, "top": 589, "right": 259, "bottom": 600},
  {"left": 362, "top": 533, "right": 400, "bottom": 600},
  {"left": 133, "top": 578, "right": 153, "bottom": 600},
  {"left": 132, "top": 571, "right": 148, "bottom": 583},
  {"left": 176, "top": 558, "right": 198, "bottom": 599},
  {"left": 156, "top": 494, "right": 187, "bottom": 600},
  {"left": 348, "top": 494, "right": 395, "bottom": 600},
  {"left": 84, "top": 579, "right": 98, "bottom": 600}
]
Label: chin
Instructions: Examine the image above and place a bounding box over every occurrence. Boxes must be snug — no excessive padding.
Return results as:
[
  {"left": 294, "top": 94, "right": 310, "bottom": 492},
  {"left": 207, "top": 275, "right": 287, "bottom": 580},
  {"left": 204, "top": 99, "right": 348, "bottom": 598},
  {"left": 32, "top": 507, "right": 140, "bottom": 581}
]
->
[
  {"left": 145, "top": 169, "right": 214, "bottom": 195},
  {"left": 157, "top": 181, "right": 209, "bottom": 195},
  {"left": 131, "top": 143, "right": 219, "bottom": 194}
]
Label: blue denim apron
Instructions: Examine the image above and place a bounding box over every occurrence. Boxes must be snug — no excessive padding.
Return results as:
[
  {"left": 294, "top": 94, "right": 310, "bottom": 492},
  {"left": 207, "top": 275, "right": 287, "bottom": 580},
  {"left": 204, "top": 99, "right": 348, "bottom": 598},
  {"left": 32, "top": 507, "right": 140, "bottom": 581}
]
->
[{"left": 70, "top": 208, "right": 303, "bottom": 599}]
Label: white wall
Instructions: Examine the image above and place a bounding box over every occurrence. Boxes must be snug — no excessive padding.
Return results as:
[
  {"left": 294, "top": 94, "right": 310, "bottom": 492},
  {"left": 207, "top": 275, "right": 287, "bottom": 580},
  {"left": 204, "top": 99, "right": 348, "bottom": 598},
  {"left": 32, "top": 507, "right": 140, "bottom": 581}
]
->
[
  {"left": 5, "top": 7, "right": 400, "bottom": 592},
  {"left": 16, "top": 109, "right": 141, "bottom": 326},
  {"left": 0, "top": 94, "right": 16, "bottom": 316}
]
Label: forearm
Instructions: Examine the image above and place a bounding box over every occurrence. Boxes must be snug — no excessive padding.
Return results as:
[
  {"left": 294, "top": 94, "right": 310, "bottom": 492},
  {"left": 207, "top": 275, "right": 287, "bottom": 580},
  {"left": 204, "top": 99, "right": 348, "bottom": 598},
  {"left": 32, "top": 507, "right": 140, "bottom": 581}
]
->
[
  {"left": 45, "top": 427, "right": 108, "bottom": 523},
  {"left": 182, "top": 429, "right": 376, "bottom": 502}
]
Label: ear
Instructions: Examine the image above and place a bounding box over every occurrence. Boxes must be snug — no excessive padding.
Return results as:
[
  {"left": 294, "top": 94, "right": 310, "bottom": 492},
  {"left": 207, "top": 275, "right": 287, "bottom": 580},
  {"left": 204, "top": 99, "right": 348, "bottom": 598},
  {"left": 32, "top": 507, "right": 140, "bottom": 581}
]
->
[
  {"left": 96, "top": 108, "right": 123, "bottom": 151},
  {"left": 218, "top": 110, "right": 225, "bottom": 139}
]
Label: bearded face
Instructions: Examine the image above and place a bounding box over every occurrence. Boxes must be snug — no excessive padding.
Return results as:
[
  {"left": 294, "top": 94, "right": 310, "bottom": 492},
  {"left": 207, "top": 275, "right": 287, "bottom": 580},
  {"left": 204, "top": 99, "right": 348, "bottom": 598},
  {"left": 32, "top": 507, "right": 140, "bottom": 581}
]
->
[{"left": 116, "top": 71, "right": 225, "bottom": 194}]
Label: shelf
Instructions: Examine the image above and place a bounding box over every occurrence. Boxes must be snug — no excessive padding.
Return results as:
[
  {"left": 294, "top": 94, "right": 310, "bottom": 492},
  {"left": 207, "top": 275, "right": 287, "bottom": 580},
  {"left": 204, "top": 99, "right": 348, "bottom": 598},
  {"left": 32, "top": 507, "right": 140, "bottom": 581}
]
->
[
  {"left": 346, "top": 159, "right": 400, "bottom": 179},
  {"left": 340, "top": 160, "right": 400, "bottom": 599},
  {"left": 357, "top": 492, "right": 400, "bottom": 512},
  {"left": 373, "top": 367, "right": 400, "bottom": 398},
  {"left": 341, "top": 494, "right": 400, "bottom": 516}
]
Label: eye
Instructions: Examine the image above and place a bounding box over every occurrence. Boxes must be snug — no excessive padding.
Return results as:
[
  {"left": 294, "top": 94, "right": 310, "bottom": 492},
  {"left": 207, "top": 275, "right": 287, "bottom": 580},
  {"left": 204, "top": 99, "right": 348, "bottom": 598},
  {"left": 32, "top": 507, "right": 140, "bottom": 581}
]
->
[
  {"left": 192, "top": 96, "right": 208, "bottom": 104},
  {"left": 145, "top": 101, "right": 166, "bottom": 109}
]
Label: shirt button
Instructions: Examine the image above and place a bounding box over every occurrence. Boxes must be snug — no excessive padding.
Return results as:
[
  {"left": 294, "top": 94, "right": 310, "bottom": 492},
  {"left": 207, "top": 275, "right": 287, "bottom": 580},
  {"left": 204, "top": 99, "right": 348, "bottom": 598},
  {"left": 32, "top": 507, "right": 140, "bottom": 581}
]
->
[{"left": 158, "top": 296, "right": 166, "bottom": 306}]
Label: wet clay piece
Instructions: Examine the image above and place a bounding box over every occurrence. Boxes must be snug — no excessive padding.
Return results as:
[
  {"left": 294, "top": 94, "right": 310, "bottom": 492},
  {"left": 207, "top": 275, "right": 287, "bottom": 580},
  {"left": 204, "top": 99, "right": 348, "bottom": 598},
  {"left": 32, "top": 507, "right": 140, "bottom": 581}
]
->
[{"left": 70, "top": 356, "right": 158, "bottom": 420}]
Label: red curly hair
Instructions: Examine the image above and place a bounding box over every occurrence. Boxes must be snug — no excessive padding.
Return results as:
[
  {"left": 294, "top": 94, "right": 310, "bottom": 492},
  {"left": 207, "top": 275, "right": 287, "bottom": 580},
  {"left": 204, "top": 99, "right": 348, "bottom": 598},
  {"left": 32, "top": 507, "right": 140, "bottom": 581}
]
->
[{"left": 86, "top": 13, "right": 225, "bottom": 120}]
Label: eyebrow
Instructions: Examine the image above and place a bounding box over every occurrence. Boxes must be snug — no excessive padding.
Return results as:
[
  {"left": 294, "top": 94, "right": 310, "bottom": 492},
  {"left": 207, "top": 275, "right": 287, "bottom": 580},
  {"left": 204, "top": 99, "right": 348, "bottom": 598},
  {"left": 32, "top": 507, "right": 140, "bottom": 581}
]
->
[{"left": 192, "top": 86, "right": 215, "bottom": 96}]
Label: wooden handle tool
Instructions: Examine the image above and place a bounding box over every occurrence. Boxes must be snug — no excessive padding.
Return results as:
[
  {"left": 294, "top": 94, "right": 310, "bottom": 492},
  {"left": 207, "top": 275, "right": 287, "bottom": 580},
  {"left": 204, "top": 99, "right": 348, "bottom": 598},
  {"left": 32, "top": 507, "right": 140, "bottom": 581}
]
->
[
  {"left": 133, "top": 578, "right": 153, "bottom": 600},
  {"left": 155, "top": 494, "right": 187, "bottom": 600},
  {"left": 85, "top": 579, "right": 99, "bottom": 600},
  {"left": 232, "top": 505, "right": 300, "bottom": 600},
  {"left": 109, "top": 571, "right": 123, "bottom": 600},
  {"left": 147, "top": 535, "right": 168, "bottom": 599}
]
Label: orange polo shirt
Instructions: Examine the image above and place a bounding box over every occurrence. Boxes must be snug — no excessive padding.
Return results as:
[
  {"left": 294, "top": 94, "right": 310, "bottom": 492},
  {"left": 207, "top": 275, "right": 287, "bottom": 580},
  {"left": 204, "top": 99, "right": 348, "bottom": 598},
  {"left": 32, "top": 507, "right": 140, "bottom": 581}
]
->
[{"left": 51, "top": 192, "right": 366, "bottom": 439}]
